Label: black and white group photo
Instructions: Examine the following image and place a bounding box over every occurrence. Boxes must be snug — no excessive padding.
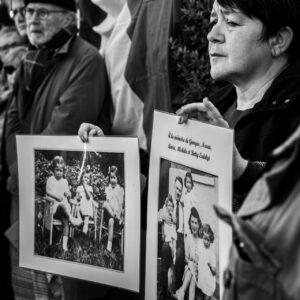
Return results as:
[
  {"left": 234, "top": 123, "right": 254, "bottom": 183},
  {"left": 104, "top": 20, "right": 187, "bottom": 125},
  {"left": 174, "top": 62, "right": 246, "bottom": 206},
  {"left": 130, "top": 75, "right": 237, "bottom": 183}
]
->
[
  {"left": 157, "top": 158, "right": 219, "bottom": 300},
  {"left": 2, "top": 0, "right": 300, "bottom": 299},
  {"left": 34, "top": 149, "right": 125, "bottom": 272}
]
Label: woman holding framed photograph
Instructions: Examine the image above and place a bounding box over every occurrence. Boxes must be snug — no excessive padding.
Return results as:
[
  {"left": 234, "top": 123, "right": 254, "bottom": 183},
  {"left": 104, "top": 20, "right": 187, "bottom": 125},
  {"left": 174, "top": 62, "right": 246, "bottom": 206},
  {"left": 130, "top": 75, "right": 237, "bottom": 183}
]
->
[{"left": 177, "top": 0, "right": 300, "bottom": 211}]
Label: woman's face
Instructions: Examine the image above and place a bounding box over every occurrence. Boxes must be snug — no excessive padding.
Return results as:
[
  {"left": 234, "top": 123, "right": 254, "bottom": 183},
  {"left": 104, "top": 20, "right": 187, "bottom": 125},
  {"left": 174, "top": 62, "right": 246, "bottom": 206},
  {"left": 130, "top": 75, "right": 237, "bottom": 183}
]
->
[
  {"left": 190, "top": 215, "right": 200, "bottom": 236},
  {"left": 208, "top": 1, "right": 273, "bottom": 86}
]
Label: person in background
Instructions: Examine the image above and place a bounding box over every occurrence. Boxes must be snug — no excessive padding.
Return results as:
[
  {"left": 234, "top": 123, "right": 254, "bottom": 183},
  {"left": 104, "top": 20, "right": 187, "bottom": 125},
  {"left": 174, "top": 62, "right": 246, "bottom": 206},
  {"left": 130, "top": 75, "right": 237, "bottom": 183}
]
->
[
  {"left": 177, "top": 0, "right": 300, "bottom": 211},
  {"left": 3, "top": 0, "right": 111, "bottom": 298},
  {"left": 77, "top": 0, "right": 106, "bottom": 49},
  {"left": 1, "top": 45, "right": 26, "bottom": 93},
  {"left": 215, "top": 125, "right": 300, "bottom": 300},
  {"left": 0, "top": 22, "right": 25, "bottom": 300},
  {"left": 9, "top": 0, "right": 27, "bottom": 39}
]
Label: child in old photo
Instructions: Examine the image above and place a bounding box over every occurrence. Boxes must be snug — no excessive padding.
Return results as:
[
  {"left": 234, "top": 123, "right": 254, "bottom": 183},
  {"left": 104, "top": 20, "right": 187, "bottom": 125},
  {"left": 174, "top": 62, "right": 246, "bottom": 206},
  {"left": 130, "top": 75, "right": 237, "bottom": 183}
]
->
[
  {"left": 46, "top": 156, "right": 81, "bottom": 251},
  {"left": 158, "top": 194, "right": 177, "bottom": 263},
  {"left": 102, "top": 166, "right": 124, "bottom": 253},
  {"left": 76, "top": 171, "right": 94, "bottom": 235},
  {"left": 197, "top": 223, "right": 217, "bottom": 299}
]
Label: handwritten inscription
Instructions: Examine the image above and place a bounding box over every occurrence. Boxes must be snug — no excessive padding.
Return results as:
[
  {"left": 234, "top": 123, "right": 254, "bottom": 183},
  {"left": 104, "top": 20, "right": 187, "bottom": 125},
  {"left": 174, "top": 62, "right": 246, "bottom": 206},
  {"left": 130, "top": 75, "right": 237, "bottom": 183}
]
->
[{"left": 168, "top": 131, "right": 211, "bottom": 162}]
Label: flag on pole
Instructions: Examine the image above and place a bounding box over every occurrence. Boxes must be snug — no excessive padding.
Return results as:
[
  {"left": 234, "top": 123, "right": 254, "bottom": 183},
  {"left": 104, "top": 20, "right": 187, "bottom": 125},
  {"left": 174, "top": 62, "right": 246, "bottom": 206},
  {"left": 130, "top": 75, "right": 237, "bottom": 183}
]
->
[{"left": 94, "top": 0, "right": 179, "bottom": 150}]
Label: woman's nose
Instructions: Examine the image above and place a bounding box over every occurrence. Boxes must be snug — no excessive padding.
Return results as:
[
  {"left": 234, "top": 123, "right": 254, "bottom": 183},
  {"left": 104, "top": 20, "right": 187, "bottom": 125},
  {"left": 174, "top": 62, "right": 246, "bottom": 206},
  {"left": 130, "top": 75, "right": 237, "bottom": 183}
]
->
[{"left": 207, "top": 22, "right": 225, "bottom": 44}]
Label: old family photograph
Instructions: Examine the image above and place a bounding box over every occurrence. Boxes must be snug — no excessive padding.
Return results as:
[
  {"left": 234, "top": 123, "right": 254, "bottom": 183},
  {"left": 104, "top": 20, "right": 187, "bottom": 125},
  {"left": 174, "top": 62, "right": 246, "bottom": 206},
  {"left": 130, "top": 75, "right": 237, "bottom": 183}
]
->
[
  {"left": 34, "top": 149, "right": 125, "bottom": 271},
  {"left": 156, "top": 160, "right": 219, "bottom": 300},
  {"left": 18, "top": 135, "right": 140, "bottom": 291},
  {"left": 1, "top": 0, "right": 300, "bottom": 299}
]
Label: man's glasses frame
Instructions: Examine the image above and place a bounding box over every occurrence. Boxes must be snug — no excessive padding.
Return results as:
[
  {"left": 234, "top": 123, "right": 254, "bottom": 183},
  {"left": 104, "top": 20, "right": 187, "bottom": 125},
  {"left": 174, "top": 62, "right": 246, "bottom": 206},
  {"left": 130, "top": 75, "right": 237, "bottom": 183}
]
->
[{"left": 24, "top": 7, "right": 67, "bottom": 20}]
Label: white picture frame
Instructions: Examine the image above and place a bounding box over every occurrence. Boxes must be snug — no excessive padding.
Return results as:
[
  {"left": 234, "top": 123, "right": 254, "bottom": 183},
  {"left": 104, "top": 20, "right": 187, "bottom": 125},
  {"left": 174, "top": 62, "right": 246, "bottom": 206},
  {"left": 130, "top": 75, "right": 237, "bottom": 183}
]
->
[
  {"left": 145, "top": 111, "right": 233, "bottom": 300},
  {"left": 17, "top": 135, "right": 140, "bottom": 292}
]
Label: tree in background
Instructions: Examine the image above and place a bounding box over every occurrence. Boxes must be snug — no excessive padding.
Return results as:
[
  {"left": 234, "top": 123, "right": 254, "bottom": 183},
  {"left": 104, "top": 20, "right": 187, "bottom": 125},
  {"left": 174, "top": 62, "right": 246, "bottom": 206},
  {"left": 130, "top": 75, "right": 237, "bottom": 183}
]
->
[{"left": 169, "top": 0, "right": 220, "bottom": 109}]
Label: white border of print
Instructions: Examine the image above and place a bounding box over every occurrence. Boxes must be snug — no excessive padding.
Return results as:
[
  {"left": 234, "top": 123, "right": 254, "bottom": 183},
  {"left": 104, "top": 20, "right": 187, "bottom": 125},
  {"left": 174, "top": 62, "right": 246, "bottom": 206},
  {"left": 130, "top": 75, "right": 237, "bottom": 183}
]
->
[
  {"left": 145, "top": 111, "right": 233, "bottom": 299},
  {"left": 17, "top": 135, "right": 140, "bottom": 292}
]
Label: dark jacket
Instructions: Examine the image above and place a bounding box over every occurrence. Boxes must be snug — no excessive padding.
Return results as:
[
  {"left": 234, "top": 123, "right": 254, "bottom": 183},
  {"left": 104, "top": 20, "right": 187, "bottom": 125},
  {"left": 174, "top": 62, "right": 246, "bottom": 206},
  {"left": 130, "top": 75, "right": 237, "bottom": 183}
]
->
[
  {"left": 218, "top": 125, "right": 300, "bottom": 300},
  {"left": 4, "top": 35, "right": 111, "bottom": 238},
  {"left": 210, "top": 59, "right": 300, "bottom": 209}
]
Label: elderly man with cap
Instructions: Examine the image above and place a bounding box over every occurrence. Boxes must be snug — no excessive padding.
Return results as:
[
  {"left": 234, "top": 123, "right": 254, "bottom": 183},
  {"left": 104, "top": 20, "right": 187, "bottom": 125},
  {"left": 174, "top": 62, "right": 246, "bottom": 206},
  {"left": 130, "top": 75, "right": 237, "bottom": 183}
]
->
[{"left": 3, "top": 0, "right": 111, "bottom": 298}]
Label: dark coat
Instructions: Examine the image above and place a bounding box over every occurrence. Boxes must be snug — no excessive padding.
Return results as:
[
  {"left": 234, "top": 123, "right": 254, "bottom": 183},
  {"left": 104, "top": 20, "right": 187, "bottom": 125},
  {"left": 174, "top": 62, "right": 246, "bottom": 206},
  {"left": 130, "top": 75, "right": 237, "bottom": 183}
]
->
[
  {"left": 210, "top": 59, "right": 300, "bottom": 209},
  {"left": 219, "top": 125, "right": 300, "bottom": 300},
  {"left": 4, "top": 35, "right": 111, "bottom": 236}
]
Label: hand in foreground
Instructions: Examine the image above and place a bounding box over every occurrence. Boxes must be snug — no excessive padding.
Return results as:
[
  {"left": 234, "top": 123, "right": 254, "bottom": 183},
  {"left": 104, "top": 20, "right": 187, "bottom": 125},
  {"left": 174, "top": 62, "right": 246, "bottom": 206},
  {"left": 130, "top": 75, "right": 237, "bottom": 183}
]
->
[
  {"left": 78, "top": 123, "right": 104, "bottom": 143},
  {"left": 176, "top": 97, "right": 229, "bottom": 128},
  {"left": 177, "top": 98, "right": 248, "bottom": 179}
]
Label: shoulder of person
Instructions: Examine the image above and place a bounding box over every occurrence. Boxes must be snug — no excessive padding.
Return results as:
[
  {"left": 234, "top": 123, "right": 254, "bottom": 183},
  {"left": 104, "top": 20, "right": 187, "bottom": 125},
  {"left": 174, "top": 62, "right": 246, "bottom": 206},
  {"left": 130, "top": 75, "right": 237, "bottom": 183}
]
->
[
  {"left": 208, "top": 82, "right": 235, "bottom": 107},
  {"left": 70, "top": 36, "right": 103, "bottom": 60}
]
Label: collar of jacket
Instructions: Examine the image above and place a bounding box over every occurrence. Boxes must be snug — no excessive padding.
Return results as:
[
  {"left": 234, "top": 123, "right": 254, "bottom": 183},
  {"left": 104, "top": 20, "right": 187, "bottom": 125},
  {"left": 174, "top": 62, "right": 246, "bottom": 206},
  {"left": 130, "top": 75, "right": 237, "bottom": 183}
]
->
[
  {"left": 28, "top": 26, "right": 78, "bottom": 57},
  {"left": 209, "top": 59, "right": 300, "bottom": 114}
]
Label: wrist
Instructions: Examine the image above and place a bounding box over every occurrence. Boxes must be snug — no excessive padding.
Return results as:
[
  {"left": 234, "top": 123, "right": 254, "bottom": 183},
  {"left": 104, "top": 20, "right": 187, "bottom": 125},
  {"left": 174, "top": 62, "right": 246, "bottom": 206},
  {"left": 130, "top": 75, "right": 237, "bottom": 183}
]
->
[{"left": 234, "top": 158, "right": 248, "bottom": 180}]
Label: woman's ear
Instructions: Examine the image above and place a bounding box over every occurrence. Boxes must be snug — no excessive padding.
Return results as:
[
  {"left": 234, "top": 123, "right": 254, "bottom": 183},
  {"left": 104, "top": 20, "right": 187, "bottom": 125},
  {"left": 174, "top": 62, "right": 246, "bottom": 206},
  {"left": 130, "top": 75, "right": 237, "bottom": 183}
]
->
[{"left": 269, "top": 26, "right": 294, "bottom": 57}]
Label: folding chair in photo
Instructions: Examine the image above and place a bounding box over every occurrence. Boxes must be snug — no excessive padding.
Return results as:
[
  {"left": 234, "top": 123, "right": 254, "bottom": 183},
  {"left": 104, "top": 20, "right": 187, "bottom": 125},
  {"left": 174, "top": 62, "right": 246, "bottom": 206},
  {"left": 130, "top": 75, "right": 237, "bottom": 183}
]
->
[
  {"left": 42, "top": 195, "right": 63, "bottom": 246},
  {"left": 69, "top": 199, "right": 99, "bottom": 240}
]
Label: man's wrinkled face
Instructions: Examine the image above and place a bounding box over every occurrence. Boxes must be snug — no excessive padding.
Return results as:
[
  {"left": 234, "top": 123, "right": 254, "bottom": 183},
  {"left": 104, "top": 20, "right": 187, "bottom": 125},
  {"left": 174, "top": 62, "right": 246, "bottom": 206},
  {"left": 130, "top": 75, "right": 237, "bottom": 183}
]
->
[{"left": 25, "top": 3, "right": 67, "bottom": 47}]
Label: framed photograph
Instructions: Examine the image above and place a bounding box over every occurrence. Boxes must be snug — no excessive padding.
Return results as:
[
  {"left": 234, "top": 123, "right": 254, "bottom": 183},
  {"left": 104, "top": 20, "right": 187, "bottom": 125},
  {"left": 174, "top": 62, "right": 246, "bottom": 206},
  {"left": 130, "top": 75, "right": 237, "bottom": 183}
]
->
[
  {"left": 145, "top": 111, "right": 233, "bottom": 300},
  {"left": 17, "top": 135, "right": 140, "bottom": 292}
]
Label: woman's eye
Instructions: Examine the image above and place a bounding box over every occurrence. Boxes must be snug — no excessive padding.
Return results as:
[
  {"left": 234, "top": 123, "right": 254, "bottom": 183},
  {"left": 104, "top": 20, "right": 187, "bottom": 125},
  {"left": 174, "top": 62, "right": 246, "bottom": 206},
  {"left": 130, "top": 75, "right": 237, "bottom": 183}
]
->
[
  {"left": 208, "top": 19, "right": 217, "bottom": 31},
  {"left": 225, "top": 19, "right": 238, "bottom": 26}
]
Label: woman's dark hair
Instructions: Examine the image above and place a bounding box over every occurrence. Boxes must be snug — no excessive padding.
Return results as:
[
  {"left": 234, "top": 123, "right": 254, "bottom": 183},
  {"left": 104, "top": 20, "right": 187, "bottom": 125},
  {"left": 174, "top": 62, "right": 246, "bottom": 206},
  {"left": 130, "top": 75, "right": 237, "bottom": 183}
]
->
[
  {"left": 217, "top": 0, "right": 300, "bottom": 61},
  {"left": 202, "top": 223, "right": 215, "bottom": 243},
  {"left": 184, "top": 172, "right": 194, "bottom": 189},
  {"left": 188, "top": 206, "right": 202, "bottom": 236}
]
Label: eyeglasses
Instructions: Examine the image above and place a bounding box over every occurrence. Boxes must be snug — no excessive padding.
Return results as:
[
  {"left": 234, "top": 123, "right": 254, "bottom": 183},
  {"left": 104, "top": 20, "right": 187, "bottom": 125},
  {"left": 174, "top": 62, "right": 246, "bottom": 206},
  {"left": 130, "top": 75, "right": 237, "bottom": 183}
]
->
[
  {"left": 10, "top": 7, "right": 26, "bottom": 18},
  {"left": 25, "top": 7, "right": 66, "bottom": 20},
  {"left": 4, "top": 66, "right": 16, "bottom": 75}
]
